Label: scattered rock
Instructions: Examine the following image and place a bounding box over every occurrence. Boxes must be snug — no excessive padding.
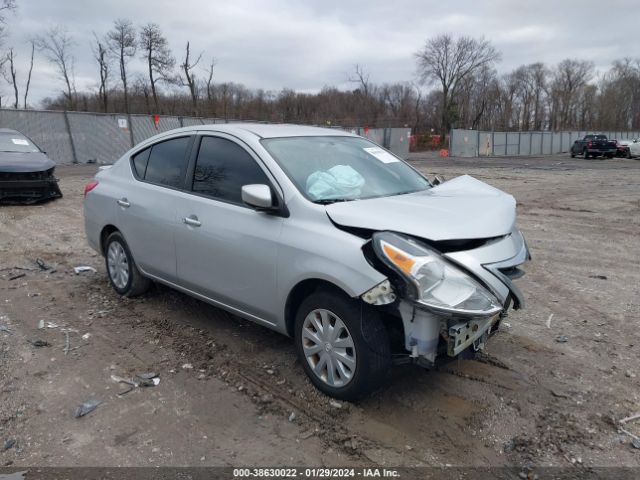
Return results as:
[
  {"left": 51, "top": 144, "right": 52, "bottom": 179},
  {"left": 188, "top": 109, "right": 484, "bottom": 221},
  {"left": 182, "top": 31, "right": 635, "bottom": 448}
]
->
[
  {"left": 288, "top": 412, "right": 296, "bottom": 422},
  {"left": 632, "top": 438, "right": 640, "bottom": 449},
  {"left": 555, "top": 335, "right": 569, "bottom": 343},
  {"left": 625, "top": 370, "right": 636, "bottom": 378},
  {"left": 329, "top": 400, "right": 343, "bottom": 409},
  {"left": 181, "top": 363, "right": 193, "bottom": 370},
  {"left": 28, "top": 339, "right": 50, "bottom": 348}
]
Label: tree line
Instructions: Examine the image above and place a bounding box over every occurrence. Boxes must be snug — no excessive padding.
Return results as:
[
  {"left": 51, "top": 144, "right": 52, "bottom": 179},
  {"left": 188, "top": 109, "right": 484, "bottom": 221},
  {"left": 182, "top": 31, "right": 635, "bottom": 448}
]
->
[{"left": 1, "top": 5, "right": 639, "bottom": 137}]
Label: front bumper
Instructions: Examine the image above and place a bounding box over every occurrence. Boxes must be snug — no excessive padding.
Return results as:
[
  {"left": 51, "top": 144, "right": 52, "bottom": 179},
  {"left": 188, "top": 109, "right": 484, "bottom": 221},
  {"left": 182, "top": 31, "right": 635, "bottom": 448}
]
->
[
  {"left": 396, "top": 228, "right": 530, "bottom": 363},
  {"left": 0, "top": 170, "right": 63, "bottom": 204}
]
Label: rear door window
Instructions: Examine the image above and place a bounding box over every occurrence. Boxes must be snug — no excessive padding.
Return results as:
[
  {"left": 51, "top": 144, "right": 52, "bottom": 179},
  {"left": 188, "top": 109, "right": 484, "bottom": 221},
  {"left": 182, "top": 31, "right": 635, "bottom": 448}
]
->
[
  {"left": 191, "top": 136, "right": 270, "bottom": 204},
  {"left": 144, "top": 136, "right": 192, "bottom": 188}
]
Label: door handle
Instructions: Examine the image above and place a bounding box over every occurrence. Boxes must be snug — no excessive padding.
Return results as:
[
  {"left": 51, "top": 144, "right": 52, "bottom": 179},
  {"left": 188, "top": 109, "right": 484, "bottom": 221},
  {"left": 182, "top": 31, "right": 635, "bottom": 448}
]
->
[
  {"left": 182, "top": 215, "right": 201, "bottom": 227},
  {"left": 117, "top": 198, "right": 130, "bottom": 208}
]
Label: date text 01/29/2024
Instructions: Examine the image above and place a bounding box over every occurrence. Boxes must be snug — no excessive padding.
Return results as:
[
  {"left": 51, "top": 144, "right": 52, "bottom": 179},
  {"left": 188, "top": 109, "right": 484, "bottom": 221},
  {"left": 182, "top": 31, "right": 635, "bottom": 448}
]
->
[{"left": 233, "top": 468, "right": 401, "bottom": 478}]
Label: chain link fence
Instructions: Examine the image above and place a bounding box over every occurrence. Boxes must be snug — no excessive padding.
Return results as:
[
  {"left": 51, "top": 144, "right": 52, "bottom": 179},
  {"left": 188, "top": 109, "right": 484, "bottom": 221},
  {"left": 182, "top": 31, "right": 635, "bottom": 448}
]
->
[
  {"left": 450, "top": 129, "right": 640, "bottom": 157},
  {"left": 0, "top": 108, "right": 410, "bottom": 164}
]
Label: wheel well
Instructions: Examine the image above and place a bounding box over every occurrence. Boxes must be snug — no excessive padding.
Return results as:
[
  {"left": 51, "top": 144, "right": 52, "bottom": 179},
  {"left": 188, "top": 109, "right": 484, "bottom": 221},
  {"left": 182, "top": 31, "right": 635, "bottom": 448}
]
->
[
  {"left": 284, "top": 279, "right": 350, "bottom": 337},
  {"left": 100, "top": 224, "right": 119, "bottom": 255}
]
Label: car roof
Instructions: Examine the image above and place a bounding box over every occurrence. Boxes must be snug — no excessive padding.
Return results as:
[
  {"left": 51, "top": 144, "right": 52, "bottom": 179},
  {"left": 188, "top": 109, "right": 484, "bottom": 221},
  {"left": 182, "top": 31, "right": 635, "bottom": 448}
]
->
[
  {"left": 173, "top": 123, "right": 355, "bottom": 139},
  {"left": 0, "top": 128, "right": 22, "bottom": 135}
]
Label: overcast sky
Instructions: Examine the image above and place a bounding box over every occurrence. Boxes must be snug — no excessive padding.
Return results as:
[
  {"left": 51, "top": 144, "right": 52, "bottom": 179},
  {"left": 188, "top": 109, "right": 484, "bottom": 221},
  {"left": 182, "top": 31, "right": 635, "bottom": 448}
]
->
[{"left": 2, "top": 0, "right": 640, "bottom": 107}]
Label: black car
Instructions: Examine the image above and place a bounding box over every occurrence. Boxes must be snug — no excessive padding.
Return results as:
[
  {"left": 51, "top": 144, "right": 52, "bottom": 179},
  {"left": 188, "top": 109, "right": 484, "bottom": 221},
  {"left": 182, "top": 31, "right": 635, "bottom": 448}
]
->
[{"left": 0, "top": 128, "right": 62, "bottom": 204}]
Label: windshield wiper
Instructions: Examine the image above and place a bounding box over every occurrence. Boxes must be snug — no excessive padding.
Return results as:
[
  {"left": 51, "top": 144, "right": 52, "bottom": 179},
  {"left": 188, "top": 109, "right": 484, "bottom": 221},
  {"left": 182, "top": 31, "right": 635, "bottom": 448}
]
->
[{"left": 313, "top": 198, "right": 354, "bottom": 205}]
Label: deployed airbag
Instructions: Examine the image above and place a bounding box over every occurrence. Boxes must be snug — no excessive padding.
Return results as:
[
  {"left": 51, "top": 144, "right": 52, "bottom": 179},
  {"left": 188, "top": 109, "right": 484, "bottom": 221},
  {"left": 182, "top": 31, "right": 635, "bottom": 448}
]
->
[{"left": 306, "top": 165, "right": 364, "bottom": 200}]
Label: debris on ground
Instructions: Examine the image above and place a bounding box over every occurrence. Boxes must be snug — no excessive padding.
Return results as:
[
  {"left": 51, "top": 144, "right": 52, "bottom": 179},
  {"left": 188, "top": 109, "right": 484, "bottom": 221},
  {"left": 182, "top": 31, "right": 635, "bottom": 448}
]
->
[
  {"left": 81, "top": 333, "right": 91, "bottom": 340},
  {"left": 182, "top": 363, "right": 193, "bottom": 370},
  {"left": 546, "top": 314, "right": 554, "bottom": 329},
  {"left": 625, "top": 370, "right": 636, "bottom": 378},
  {"left": 28, "top": 339, "right": 50, "bottom": 348},
  {"left": 74, "top": 400, "right": 101, "bottom": 418},
  {"left": 329, "top": 400, "right": 343, "bottom": 409},
  {"left": 589, "top": 274, "right": 608, "bottom": 280},
  {"left": 300, "top": 429, "right": 315, "bottom": 440},
  {"left": 35, "top": 258, "right": 51, "bottom": 271},
  {"left": 111, "top": 372, "right": 160, "bottom": 391},
  {"left": 3, "top": 439, "right": 16, "bottom": 451},
  {"left": 73, "top": 266, "right": 97, "bottom": 274},
  {"left": 8, "top": 273, "right": 26, "bottom": 281},
  {"left": 0, "top": 325, "right": 12, "bottom": 335},
  {"left": 619, "top": 413, "right": 640, "bottom": 425},
  {"left": 633, "top": 438, "right": 640, "bottom": 450},
  {"left": 63, "top": 331, "right": 70, "bottom": 355},
  {"left": 136, "top": 372, "right": 160, "bottom": 387},
  {"left": 288, "top": 412, "right": 296, "bottom": 422},
  {"left": 555, "top": 335, "right": 569, "bottom": 343}
]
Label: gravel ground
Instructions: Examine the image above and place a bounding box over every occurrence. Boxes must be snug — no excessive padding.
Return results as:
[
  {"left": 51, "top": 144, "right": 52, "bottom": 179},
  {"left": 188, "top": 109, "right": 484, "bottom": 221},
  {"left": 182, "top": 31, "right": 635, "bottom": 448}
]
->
[{"left": 0, "top": 153, "right": 638, "bottom": 469}]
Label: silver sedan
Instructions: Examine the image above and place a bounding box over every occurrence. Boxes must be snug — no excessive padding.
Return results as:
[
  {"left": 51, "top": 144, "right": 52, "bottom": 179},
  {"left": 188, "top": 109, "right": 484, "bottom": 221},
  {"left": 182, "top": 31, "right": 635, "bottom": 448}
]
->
[{"left": 84, "top": 124, "right": 529, "bottom": 399}]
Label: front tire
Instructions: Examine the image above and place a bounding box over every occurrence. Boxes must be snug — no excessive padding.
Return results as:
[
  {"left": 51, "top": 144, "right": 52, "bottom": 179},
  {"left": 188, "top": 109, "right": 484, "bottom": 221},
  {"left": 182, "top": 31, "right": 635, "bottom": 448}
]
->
[
  {"left": 583, "top": 148, "right": 590, "bottom": 159},
  {"left": 294, "top": 289, "right": 391, "bottom": 400},
  {"left": 105, "top": 231, "right": 151, "bottom": 297}
]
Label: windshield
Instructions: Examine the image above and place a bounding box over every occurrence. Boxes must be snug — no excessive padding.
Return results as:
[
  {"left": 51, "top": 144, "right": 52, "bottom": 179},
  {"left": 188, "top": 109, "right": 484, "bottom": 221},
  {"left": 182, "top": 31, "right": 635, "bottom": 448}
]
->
[
  {"left": 0, "top": 133, "right": 40, "bottom": 153},
  {"left": 261, "top": 136, "right": 430, "bottom": 203}
]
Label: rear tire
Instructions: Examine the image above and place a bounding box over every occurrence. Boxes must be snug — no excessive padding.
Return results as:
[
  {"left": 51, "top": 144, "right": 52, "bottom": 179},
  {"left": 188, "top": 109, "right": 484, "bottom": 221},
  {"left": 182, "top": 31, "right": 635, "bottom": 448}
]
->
[
  {"left": 570, "top": 150, "right": 575, "bottom": 158},
  {"left": 105, "top": 231, "right": 151, "bottom": 297},
  {"left": 294, "top": 288, "right": 391, "bottom": 401}
]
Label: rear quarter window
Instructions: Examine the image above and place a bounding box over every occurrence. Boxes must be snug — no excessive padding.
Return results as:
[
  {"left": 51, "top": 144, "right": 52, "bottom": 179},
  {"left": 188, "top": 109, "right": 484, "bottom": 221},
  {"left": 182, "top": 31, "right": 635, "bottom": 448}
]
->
[{"left": 131, "top": 148, "right": 151, "bottom": 179}]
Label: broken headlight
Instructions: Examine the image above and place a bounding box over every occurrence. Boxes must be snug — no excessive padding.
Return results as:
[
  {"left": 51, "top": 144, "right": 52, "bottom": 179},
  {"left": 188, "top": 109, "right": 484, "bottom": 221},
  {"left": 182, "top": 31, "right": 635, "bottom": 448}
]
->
[{"left": 372, "top": 231, "right": 501, "bottom": 317}]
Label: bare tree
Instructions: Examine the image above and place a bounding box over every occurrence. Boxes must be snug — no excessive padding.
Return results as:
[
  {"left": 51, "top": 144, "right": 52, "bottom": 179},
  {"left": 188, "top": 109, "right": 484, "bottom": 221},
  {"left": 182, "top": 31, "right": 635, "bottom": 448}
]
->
[
  {"left": 549, "top": 59, "right": 594, "bottom": 129},
  {"left": 106, "top": 19, "right": 136, "bottom": 114},
  {"left": 35, "top": 26, "right": 76, "bottom": 109},
  {"left": 23, "top": 40, "right": 34, "bottom": 108},
  {"left": 415, "top": 34, "right": 501, "bottom": 139},
  {"left": 2, "top": 47, "right": 17, "bottom": 107},
  {"left": 179, "top": 41, "right": 203, "bottom": 115},
  {"left": 139, "top": 23, "right": 175, "bottom": 112},
  {"left": 0, "top": 0, "right": 16, "bottom": 44},
  {"left": 202, "top": 58, "right": 215, "bottom": 115},
  {"left": 92, "top": 33, "right": 110, "bottom": 112}
]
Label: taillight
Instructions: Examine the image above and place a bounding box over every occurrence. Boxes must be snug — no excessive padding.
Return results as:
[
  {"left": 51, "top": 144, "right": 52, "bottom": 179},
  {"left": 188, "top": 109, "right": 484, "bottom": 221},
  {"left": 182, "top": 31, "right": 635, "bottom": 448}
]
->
[
  {"left": 587, "top": 141, "right": 593, "bottom": 148},
  {"left": 84, "top": 180, "right": 99, "bottom": 197}
]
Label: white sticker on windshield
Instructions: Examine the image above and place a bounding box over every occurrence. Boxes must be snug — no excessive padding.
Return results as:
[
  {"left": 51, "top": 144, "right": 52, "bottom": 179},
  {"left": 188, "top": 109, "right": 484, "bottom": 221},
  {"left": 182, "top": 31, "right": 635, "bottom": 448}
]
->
[
  {"left": 11, "top": 138, "right": 29, "bottom": 146},
  {"left": 363, "top": 147, "right": 399, "bottom": 163}
]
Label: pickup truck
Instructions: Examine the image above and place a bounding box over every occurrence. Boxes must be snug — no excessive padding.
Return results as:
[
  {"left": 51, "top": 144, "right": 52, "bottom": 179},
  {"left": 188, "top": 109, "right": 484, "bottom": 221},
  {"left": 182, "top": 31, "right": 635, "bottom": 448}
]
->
[{"left": 570, "top": 134, "right": 617, "bottom": 159}]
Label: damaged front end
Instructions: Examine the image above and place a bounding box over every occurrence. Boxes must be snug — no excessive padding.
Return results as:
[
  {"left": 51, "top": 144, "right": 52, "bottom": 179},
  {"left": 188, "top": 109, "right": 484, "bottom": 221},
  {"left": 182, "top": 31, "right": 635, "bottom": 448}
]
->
[
  {"left": 0, "top": 168, "right": 63, "bottom": 205},
  {"left": 361, "top": 228, "right": 530, "bottom": 366}
]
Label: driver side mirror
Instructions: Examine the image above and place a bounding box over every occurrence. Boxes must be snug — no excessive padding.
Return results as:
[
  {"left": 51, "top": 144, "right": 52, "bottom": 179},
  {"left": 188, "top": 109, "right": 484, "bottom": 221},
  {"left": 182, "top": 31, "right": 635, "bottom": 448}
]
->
[
  {"left": 432, "top": 174, "right": 446, "bottom": 186},
  {"left": 241, "top": 184, "right": 275, "bottom": 210}
]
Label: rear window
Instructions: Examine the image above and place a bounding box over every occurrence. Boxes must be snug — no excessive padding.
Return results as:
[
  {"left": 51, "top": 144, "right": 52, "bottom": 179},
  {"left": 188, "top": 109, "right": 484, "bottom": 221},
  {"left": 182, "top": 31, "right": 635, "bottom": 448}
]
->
[
  {"left": 0, "top": 133, "right": 40, "bottom": 153},
  {"left": 142, "top": 137, "right": 191, "bottom": 188}
]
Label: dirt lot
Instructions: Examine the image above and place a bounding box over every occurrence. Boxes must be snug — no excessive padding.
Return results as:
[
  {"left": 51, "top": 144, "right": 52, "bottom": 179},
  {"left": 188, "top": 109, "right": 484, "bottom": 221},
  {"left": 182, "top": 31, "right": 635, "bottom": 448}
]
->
[{"left": 0, "top": 154, "right": 638, "bottom": 469}]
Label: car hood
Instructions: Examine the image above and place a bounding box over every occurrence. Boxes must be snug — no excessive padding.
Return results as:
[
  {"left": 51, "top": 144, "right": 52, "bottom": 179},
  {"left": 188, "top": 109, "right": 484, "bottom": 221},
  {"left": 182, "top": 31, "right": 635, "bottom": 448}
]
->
[
  {"left": 325, "top": 175, "right": 516, "bottom": 241},
  {"left": 0, "top": 152, "right": 55, "bottom": 173}
]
